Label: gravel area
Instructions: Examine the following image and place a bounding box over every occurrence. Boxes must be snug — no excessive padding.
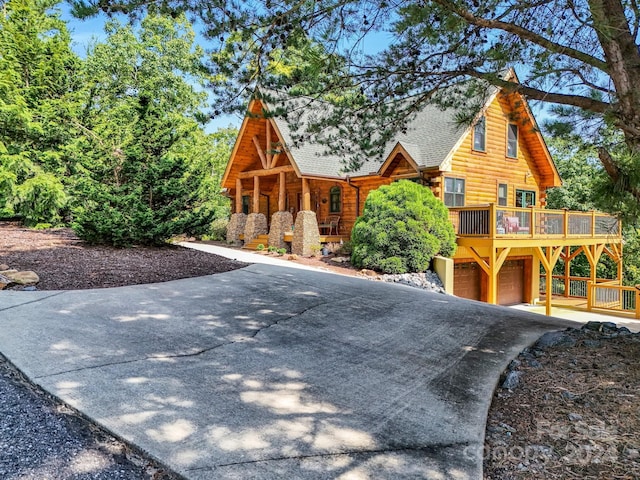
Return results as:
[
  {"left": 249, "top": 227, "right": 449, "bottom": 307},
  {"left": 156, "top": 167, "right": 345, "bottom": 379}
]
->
[{"left": 0, "top": 355, "right": 179, "bottom": 480}]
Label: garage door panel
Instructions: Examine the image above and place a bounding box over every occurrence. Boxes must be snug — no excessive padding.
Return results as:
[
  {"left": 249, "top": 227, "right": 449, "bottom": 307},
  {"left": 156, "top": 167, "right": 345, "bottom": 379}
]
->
[
  {"left": 454, "top": 263, "right": 482, "bottom": 301},
  {"left": 498, "top": 260, "right": 524, "bottom": 305}
]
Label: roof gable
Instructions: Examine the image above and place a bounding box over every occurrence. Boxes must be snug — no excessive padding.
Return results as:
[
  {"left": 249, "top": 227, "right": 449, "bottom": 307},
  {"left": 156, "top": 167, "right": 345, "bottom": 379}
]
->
[{"left": 228, "top": 78, "right": 560, "bottom": 187}]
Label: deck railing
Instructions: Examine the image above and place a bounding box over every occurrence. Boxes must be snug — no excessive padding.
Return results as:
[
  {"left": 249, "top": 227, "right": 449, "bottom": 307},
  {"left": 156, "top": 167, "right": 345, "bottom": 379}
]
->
[
  {"left": 540, "top": 275, "right": 617, "bottom": 299},
  {"left": 448, "top": 204, "right": 621, "bottom": 239},
  {"left": 587, "top": 281, "right": 640, "bottom": 318}
]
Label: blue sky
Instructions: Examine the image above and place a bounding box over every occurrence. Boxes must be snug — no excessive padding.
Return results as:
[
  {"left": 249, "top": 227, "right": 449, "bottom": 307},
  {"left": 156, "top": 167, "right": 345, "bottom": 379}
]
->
[{"left": 60, "top": 6, "right": 551, "bottom": 133}]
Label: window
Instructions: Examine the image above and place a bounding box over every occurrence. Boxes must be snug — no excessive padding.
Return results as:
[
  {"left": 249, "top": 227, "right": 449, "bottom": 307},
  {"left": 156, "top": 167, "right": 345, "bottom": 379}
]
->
[
  {"left": 444, "top": 177, "right": 465, "bottom": 207},
  {"left": 473, "top": 116, "right": 486, "bottom": 152},
  {"left": 498, "top": 183, "right": 508, "bottom": 206},
  {"left": 515, "top": 189, "right": 536, "bottom": 208},
  {"left": 507, "top": 123, "right": 518, "bottom": 158},
  {"left": 241, "top": 195, "right": 250, "bottom": 214},
  {"left": 329, "top": 186, "right": 342, "bottom": 213}
]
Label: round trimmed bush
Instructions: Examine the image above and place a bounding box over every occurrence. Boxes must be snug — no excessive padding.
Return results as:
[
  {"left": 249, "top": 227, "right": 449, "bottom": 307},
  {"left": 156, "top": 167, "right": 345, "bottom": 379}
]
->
[{"left": 350, "top": 180, "right": 456, "bottom": 273}]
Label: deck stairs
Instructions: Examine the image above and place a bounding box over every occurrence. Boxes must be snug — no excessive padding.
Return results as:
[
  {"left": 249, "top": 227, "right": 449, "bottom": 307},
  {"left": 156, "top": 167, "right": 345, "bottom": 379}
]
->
[{"left": 242, "top": 234, "right": 270, "bottom": 250}]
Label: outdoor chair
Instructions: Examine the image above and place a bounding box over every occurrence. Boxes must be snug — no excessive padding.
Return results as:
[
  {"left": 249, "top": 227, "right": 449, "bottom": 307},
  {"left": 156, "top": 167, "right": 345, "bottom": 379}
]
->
[{"left": 319, "top": 215, "right": 340, "bottom": 235}]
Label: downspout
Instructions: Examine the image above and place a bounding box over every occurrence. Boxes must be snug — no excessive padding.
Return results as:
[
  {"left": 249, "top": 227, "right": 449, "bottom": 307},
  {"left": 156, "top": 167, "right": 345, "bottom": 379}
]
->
[{"left": 346, "top": 176, "right": 361, "bottom": 216}]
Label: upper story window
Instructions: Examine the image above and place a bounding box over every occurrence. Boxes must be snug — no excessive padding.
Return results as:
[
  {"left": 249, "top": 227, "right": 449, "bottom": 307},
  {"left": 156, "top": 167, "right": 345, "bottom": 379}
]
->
[
  {"left": 329, "top": 186, "right": 342, "bottom": 213},
  {"left": 473, "top": 116, "right": 486, "bottom": 152},
  {"left": 498, "top": 183, "right": 508, "bottom": 206},
  {"left": 507, "top": 123, "right": 518, "bottom": 158},
  {"left": 444, "top": 177, "right": 465, "bottom": 207}
]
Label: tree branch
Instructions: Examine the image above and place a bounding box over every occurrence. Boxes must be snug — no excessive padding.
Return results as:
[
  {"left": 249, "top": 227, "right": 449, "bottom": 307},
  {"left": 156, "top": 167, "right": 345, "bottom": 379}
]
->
[
  {"left": 433, "top": 0, "right": 609, "bottom": 73},
  {"left": 597, "top": 146, "right": 640, "bottom": 202},
  {"left": 463, "top": 69, "right": 613, "bottom": 114}
]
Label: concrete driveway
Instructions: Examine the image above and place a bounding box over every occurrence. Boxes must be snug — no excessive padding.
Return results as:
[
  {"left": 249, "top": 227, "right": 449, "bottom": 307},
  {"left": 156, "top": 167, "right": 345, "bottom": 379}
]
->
[{"left": 0, "top": 264, "right": 570, "bottom": 479}]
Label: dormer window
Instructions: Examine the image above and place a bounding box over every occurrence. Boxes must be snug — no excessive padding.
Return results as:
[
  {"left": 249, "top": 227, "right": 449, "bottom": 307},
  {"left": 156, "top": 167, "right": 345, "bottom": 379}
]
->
[{"left": 473, "top": 116, "right": 486, "bottom": 152}]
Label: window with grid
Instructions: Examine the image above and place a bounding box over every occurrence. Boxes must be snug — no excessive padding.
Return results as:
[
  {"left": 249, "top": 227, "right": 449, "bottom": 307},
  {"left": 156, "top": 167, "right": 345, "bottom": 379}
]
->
[{"left": 444, "top": 177, "right": 465, "bottom": 207}]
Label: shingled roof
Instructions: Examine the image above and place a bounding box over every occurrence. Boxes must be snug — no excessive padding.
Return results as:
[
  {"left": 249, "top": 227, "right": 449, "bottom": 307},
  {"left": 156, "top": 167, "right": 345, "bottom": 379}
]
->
[{"left": 261, "top": 89, "right": 469, "bottom": 179}]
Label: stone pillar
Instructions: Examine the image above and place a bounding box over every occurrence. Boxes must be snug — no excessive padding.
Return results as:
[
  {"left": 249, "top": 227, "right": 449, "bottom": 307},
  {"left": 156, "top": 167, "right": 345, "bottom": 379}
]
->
[
  {"left": 244, "top": 212, "right": 267, "bottom": 244},
  {"left": 292, "top": 211, "right": 321, "bottom": 256},
  {"left": 268, "top": 211, "right": 294, "bottom": 250},
  {"left": 226, "top": 213, "right": 247, "bottom": 245}
]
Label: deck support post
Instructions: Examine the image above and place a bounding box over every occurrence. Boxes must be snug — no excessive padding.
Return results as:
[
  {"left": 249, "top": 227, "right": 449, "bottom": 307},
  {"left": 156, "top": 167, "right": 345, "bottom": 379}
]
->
[
  {"left": 487, "top": 247, "right": 498, "bottom": 305},
  {"left": 564, "top": 246, "right": 570, "bottom": 297},
  {"left": 545, "top": 246, "right": 552, "bottom": 316}
]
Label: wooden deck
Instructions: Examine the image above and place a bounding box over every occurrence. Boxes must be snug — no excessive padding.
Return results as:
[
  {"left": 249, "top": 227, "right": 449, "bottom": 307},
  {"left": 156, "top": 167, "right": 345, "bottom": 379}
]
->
[{"left": 449, "top": 204, "right": 621, "bottom": 246}]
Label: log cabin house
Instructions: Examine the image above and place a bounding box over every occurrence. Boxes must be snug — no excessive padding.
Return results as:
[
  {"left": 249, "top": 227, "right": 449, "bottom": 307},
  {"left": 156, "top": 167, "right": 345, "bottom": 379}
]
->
[{"left": 222, "top": 75, "right": 624, "bottom": 314}]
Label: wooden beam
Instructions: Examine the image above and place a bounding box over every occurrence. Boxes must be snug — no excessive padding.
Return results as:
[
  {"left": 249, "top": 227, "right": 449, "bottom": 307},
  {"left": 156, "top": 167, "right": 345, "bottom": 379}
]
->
[
  {"left": 253, "top": 176, "right": 260, "bottom": 213},
  {"left": 235, "top": 178, "right": 242, "bottom": 214},
  {"left": 266, "top": 121, "right": 273, "bottom": 168},
  {"left": 271, "top": 152, "right": 281, "bottom": 168},
  {"left": 495, "top": 247, "right": 512, "bottom": 272},
  {"left": 534, "top": 246, "right": 563, "bottom": 273},
  {"left": 466, "top": 247, "right": 491, "bottom": 276},
  {"left": 302, "top": 177, "right": 311, "bottom": 211},
  {"left": 278, "top": 171, "right": 286, "bottom": 212},
  {"left": 238, "top": 165, "right": 294, "bottom": 179},
  {"left": 252, "top": 136, "right": 268, "bottom": 169},
  {"left": 566, "top": 246, "right": 584, "bottom": 262}
]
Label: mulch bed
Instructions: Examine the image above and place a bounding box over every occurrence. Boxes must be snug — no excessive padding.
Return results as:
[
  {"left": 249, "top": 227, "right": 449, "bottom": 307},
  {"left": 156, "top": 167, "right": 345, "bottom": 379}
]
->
[
  {"left": 484, "top": 328, "right": 640, "bottom": 479},
  {"left": 0, "top": 222, "right": 247, "bottom": 290}
]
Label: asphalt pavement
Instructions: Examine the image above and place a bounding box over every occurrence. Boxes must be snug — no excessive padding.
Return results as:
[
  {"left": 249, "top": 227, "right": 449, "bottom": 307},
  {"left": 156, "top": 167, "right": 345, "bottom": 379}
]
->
[{"left": 0, "top": 263, "right": 571, "bottom": 479}]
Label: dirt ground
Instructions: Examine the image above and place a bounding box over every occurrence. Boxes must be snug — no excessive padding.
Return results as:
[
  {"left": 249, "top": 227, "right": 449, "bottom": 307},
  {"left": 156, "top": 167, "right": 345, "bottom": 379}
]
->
[{"left": 1, "top": 222, "right": 638, "bottom": 479}]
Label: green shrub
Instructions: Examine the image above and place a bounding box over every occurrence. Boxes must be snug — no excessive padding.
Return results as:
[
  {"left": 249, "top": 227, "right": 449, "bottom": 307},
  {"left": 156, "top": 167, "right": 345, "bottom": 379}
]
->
[
  {"left": 256, "top": 243, "right": 265, "bottom": 251},
  {"left": 268, "top": 245, "right": 277, "bottom": 252},
  {"left": 350, "top": 180, "right": 456, "bottom": 274},
  {"left": 277, "top": 248, "right": 287, "bottom": 255},
  {"left": 14, "top": 173, "right": 66, "bottom": 227},
  {"left": 207, "top": 218, "right": 229, "bottom": 241}
]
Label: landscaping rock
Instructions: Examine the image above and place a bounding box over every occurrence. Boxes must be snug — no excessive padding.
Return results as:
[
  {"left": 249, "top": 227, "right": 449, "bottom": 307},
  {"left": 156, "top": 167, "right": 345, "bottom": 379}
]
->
[
  {"left": 3, "top": 270, "right": 40, "bottom": 285},
  {"left": 534, "top": 330, "right": 576, "bottom": 349},
  {"left": 583, "top": 321, "right": 604, "bottom": 332},
  {"left": 377, "top": 271, "right": 446, "bottom": 294},
  {"left": 0, "top": 274, "right": 11, "bottom": 290},
  {"left": 330, "top": 256, "right": 349, "bottom": 263},
  {"left": 360, "top": 269, "right": 377, "bottom": 277},
  {"left": 0, "top": 263, "right": 9, "bottom": 271},
  {"left": 501, "top": 370, "right": 521, "bottom": 390}
]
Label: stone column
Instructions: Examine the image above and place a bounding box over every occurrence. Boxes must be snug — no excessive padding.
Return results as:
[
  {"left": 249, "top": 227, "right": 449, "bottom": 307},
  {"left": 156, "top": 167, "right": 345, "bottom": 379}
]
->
[
  {"left": 244, "top": 213, "right": 267, "bottom": 244},
  {"left": 268, "top": 211, "right": 294, "bottom": 249},
  {"left": 292, "top": 211, "right": 320, "bottom": 256},
  {"left": 226, "top": 213, "right": 247, "bottom": 245}
]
